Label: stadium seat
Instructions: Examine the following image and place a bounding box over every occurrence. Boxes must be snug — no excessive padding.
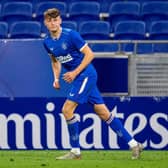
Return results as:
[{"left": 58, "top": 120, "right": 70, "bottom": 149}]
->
[
  {"left": 35, "top": 0, "right": 68, "bottom": 3},
  {"left": 61, "top": 21, "right": 78, "bottom": 31},
  {"left": 2, "top": 0, "right": 33, "bottom": 2},
  {"left": 9, "top": 21, "right": 41, "bottom": 38},
  {"left": 114, "top": 21, "right": 146, "bottom": 40},
  {"left": 69, "top": 2, "right": 100, "bottom": 24},
  {"left": 70, "top": 0, "right": 102, "bottom": 1},
  {"left": 141, "top": 2, "right": 168, "bottom": 33},
  {"left": 1, "top": 0, "right": 33, "bottom": 5},
  {"left": 70, "top": 0, "right": 103, "bottom": 4},
  {"left": 100, "top": 0, "right": 121, "bottom": 13},
  {"left": 69, "top": 0, "right": 103, "bottom": 12},
  {"left": 149, "top": 21, "right": 168, "bottom": 53},
  {"left": 126, "top": 0, "right": 158, "bottom": 3},
  {"left": 34, "top": 0, "right": 68, "bottom": 9},
  {"left": 108, "top": 2, "right": 140, "bottom": 32},
  {"left": 1, "top": 0, "right": 35, "bottom": 12},
  {"left": 0, "top": 4, "right": 1, "bottom": 20},
  {"left": 2, "top": 2, "right": 33, "bottom": 26},
  {"left": 34, "top": 2, "right": 67, "bottom": 22},
  {"left": 114, "top": 21, "right": 146, "bottom": 52},
  {"left": 136, "top": 43, "right": 153, "bottom": 54},
  {"left": 0, "top": 22, "right": 8, "bottom": 38},
  {"left": 79, "top": 21, "right": 110, "bottom": 40}
]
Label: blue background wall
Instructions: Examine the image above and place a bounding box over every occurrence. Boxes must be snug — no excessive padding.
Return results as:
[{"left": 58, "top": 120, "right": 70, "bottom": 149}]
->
[
  {"left": 0, "top": 39, "right": 128, "bottom": 97},
  {"left": 0, "top": 97, "right": 167, "bottom": 150}
]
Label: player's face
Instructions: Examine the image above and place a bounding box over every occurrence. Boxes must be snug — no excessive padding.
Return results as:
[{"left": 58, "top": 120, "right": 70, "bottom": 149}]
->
[{"left": 44, "top": 16, "right": 62, "bottom": 33}]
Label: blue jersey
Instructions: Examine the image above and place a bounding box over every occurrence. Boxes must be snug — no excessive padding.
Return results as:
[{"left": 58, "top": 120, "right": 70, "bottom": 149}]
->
[
  {"left": 44, "top": 28, "right": 92, "bottom": 72},
  {"left": 43, "top": 28, "right": 104, "bottom": 104}
]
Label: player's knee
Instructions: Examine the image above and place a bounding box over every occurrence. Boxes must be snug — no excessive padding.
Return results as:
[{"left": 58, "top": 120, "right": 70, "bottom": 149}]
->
[
  {"left": 62, "top": 105, "right": 69, "bottom": 115},
  {"left": 62, "top": 100, "right": 78, "bottom": 119},
  {"left": 62, "top": 104, "right": 73, "bottom": 119}
]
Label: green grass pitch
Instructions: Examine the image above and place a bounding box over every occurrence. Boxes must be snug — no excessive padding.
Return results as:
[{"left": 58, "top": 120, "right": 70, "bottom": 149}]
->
[{"left": 0, "top": 150, "right": 167, "bottom": 168}]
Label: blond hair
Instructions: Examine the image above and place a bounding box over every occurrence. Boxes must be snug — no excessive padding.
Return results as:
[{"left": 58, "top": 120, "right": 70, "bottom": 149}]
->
[{"left": 44, "top": 8, "right": 60, "bottom": 19}]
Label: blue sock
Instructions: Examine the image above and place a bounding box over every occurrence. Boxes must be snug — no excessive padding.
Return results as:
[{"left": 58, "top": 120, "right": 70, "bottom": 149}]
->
[
  {"left": 106, "top": 114, "right": 132, "bottom": 143},
  {"left": 67, "top": 116, "right": 79, "bottom": 148}
]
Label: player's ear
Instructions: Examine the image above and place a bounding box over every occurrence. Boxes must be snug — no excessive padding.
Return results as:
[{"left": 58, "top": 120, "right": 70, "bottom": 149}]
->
[
  {"left": 59, "top": 17, "right": 62, "bottom": 24},
  {"left": 44, "top": 20, "right": 47, "bottom": 26}
]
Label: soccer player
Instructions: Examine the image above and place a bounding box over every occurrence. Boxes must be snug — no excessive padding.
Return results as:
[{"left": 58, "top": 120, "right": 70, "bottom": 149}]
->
[{"left": 43, "top": 8, "right": 143, "bottom": 160}]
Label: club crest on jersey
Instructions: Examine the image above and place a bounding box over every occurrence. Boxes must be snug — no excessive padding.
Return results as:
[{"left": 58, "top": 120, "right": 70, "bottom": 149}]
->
[{"left": 62, "top": 42, "right": 67, "bottom": 50}]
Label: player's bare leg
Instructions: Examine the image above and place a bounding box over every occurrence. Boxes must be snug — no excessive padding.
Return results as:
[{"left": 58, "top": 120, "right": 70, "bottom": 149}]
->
[
  {"left": 94, "top": 103, "right": 143, "bottom": 159},
  {"left": 93, "top": 103, "right": 111, "bottom": 121},
  {"left": 62, "top": 100, "right": 78, "bottom": 120}
]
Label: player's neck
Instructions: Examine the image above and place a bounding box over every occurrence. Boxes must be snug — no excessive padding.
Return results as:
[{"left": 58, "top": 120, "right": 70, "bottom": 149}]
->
[{"left": 51, "top": 27, "right": 62, "bottom": 39}]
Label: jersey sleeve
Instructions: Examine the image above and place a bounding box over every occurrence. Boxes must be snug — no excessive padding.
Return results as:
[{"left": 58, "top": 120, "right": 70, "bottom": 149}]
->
[
  {"left": 43, "top": 40, "right": 52, "bottom": 55},
  {"left": 70, "top": 30, "right": 87, "bottom": 51}
]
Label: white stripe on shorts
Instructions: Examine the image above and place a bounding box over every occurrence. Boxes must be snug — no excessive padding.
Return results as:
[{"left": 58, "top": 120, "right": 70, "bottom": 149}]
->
[{"left": 78, "top": 77, "right": 88, "bottom": 94}]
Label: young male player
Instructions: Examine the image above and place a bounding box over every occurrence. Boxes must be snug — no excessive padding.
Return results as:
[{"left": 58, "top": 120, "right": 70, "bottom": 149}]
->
[{"left": 43, "top": 8, "right": 143, "bottom": 160}]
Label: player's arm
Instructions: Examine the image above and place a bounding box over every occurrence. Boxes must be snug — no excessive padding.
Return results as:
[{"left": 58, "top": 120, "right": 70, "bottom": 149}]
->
[
  {"left": 63, "top": 44, "right": 94, "bottom": 83},
  {"left": 50, "top": 54, "right": 61, "bottom": 89},
  {"left": 75, "top": 44, "right": 94, "bottom": 75}
]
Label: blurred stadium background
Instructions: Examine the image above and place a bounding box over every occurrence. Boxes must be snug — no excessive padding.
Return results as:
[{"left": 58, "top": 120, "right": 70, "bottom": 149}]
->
[{"left": 0, "top": 0, "right": 167, "bottom": 166}]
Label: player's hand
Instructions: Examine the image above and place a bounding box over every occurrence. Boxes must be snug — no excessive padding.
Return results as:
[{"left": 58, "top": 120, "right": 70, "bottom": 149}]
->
[
  {"left": 53, "top": 80, "right": 60, "bottom": 89},
  {"left": 63, "top": 71, "right": 77, "bottom": 83}
]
